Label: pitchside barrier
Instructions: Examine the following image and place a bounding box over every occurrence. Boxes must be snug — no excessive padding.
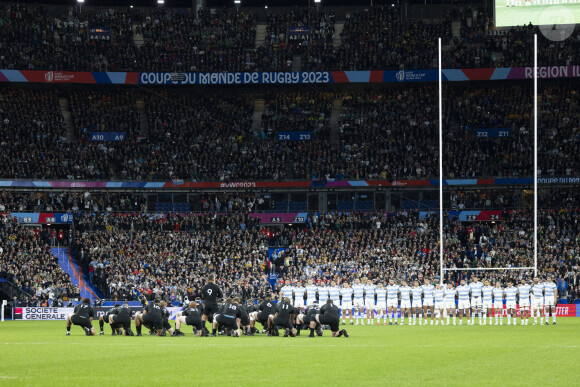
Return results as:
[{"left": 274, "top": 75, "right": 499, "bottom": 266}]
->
[{"left": 11, "top": 304, "right": 579, "bottom": 321}]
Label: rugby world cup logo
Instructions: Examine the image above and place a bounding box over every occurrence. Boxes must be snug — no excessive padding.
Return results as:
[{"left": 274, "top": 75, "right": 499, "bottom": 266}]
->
[
  {"left": 396, "top": 70, "right": 405, "bottom": 82},
  {"left": 45, "top": 71, "right": 54, "bottom": 82}
]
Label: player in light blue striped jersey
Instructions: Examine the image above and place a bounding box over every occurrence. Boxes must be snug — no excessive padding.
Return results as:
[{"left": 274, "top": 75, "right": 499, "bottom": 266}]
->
[
  {"left": 433, "top": 283, "right": 445, "bottom": 325},
  {"left": 444, "top": 283, "right": 457, "bottom": 325},
  {"left": 305, "top": 279, "right": 318, "bottom": 307},
  {"left": 482, "top": 280, "right": 494, "bottom": 325},
  {"left": 456, "top": 280, "right": 471, "bottom": 325},
  {"left": 517, "top": 279, "right": 531, "bottom": 325},
  {"left": 543, "top": 276, "right": 558, "bottom": 325},
  {"left": 340, "top": 282, "right": 354, "bottom": 325},
  {"left": 363, "top": 279, "right": 377, "bottom": 325},
  {"left": 469, "top": 276, "right": 484, "bottom": 325},
  {"left": 318, "top": 282, "right": 329, "bottom": 305},
  {"left": 279, "top": 281, "right": 294, "bottom": 305},
  {"left": 504, "top": 281, "right": 518, "bottom": 326},
  {"left": 422, "top": 279, "right": 435, "bottom": 325},
  {"left": 352, "top": 279, "right": 365, "bottom": 325},
  {"left": 410, "top": 281, "right": 423, "bottom": 325},
  {"left": 399, "top": 281, "right": 412, "bottom": 325},
  {"left": 328, "top": 281, "right": 341, "bottom": 307},
  {"left": 375, "top": 283, "right": 387, "bottom": 325},
  {"left": 530, "top": 277, "right": 545, "bottom": 325},
  {"left": 493, "top": 282, "right": 504, "bottom": 325},
  {"left": 386, "top": 279, "right": 399, "bottom": 325}
]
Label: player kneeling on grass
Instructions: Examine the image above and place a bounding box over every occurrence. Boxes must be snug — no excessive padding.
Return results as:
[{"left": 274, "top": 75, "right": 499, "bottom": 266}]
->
[
  {"left": 99, "top": 304, "right": 121, "bottom": 335},
  {"left": 174, "top": 301, "right": 205, "bottom": 336},
  {"left": 309, "top": 300, "right": 348, "bottom": 338},
  {"left": 134, "top": 300, "right": 163, "bottom": 336},
  {"left": 268, "top": 297, "right": 297, "bottom": 337},
  {"left": 66, "top": 298, "right": 95, "bottom": 336},
  {"left": 109, "top": 301, "right": 134, "bottom": 336},
  {"left": 249, "top": 295, "right": 276, "bottom": 334},
  {"left": 211, "top": 297, "right": 242, "bottom": 337},
  {"left": 295, "top": 302, "right": 321, "bottom": 336}
]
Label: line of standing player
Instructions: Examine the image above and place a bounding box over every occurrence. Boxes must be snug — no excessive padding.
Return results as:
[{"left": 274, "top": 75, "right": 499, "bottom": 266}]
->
[{"left": 278, "top": 276, "right": 559, "bottom": 326}]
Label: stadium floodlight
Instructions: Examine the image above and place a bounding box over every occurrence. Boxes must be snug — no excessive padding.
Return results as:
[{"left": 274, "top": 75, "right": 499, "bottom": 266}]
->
[
  {"left": 77, "top": 0, "right": 85, "bottom": 3},
  {"left": 157, "top": 0, "right": 164, "bottom": 4},
  {"left": 234, "top": 0, "right": 241, "bottom": 4},
  {"left": 265, "top": 5, "right": 268, "bottom": 8},
  {"left": 314, "top": 0, "right": 321, "bottom": 3}
]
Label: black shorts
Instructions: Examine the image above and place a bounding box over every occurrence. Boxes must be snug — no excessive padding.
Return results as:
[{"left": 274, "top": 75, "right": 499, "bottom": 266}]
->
[
  {"left": 216, "top": 314, "right": 238, "bottom": 330},
  {"left": 257, "top": 311, "right": 270, "bottom": 325},
  {"left": 302, "top": 313, "right": 317, "bottom": 325},
  {"left": 112, "top": 315, "right": 131, "bottom": 329},
  {"left": 71, "top": 315, "right": 93, "bottom": 329},
  {"left": 318, "top": 314, "right": 340, "bottom": 332},
  {"left": 185, "top": 316, "right": 203, "bottom": 330},
  {"left": 162, "top": 318, "right": 172, "bottom": 330},
  {"left": 203, "top": 303, "right": 219, "bottom": 321},
  {"left": 142, "top": 314, "right": 163, "bottom": 330},
  {"left": 273, "top": 317, "right": 293, "bottom": 329},
  {"left": 240, "top": 312, "right": 250, "bottom": 327}
]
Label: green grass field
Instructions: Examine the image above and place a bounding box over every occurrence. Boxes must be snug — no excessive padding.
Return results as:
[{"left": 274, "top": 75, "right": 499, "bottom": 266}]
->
[
  {"left": 495, "top": 4, "right": 580, "bottom": 28},
  {"left": 1, "top": 319, "right": 579, "bottom": 386}
]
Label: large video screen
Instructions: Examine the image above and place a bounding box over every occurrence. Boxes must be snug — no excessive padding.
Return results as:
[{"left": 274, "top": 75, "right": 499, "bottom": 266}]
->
[{"left": 495, "top": 2, "right": 578, "bottom": 30}]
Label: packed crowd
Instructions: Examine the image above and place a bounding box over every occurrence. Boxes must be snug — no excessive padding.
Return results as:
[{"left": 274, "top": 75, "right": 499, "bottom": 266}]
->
[
  {"left": 0, "top": 219, "right": 80, "bottom": 306},
  {"left": 0, "top": 191, "right": 146, "bottom": 213},
  {"left": 122, "top": 91, "right": 287, "bottom": 181},
  {"left": 1, "top": 83, "right": 579, "bottom": 181},
  {"left": 0, "top": 87, "right": 113, "bottom": 180},
  {"left": 1, "top": 4, "right": 580, "bottom": 73},
  {"left": 69, "top": 89, "right": 141, "bottom": 141},
  {"left": 68, "top": 209, "right": 578, "bottom": 304}
]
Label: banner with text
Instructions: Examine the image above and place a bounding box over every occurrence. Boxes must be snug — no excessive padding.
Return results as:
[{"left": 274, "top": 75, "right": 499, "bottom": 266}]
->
[
  {"left": 3, "top": 65, "right": 580, "bottom": 86},
  {"left": 88, "top": 27, "right": 110, "bottom": 41},
  {"left": 13, "top": 306, "right": 183, "bottom": 320},
  {"left": 89, "top": 132, "right": 126, "bottom": 142},
  {"left": 277, "top": 131, "right": 312, "bottom": 141},
  {"left": 476, "top": 128, "right": 510, "bottom": 138},
  {"left": 11, "top": 212, "right": 74, "bottom": 224}
]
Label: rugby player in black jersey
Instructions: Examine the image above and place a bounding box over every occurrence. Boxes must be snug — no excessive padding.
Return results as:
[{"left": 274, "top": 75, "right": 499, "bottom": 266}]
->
[
  {"left": 109, "top": 301, "right": 134, "bottom": 336},
  {"left": 99, "top": 304, "right": 119, "bottom": 335},
  {"left": 201, "top": 274, "right": 223, "bottom": 327},
  {"left": 173, "top": 301, "right": 205, "bottom": 336},
  {"left": 211, "top": 297, "right": 242, "bottom": 337},
  {"left": 66, "top": 298, "right": 95, "bottom": 336},
  {"left": 268, "top": 297, "right": 296, "bottom": 337},
  {"left": 134, "top": 300, "right": 163, "bottom": 336},
  {"left": 310, "top": 300, "right": 349, "bottom": 338}
]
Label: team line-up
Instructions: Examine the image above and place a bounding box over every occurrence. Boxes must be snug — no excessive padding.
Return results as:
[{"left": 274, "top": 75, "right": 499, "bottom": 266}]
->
[
  {"left": 65, "top": 275, "right": 559, "bottom": 338},
  {"left": 278, "top": 276, "right": 559, "bottom": 326}
]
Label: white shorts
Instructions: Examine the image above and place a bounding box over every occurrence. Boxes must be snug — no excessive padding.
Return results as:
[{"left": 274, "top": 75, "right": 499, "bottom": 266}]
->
[
  {"left": 471, "top": 298, "right": 482, "bottom": 307},
  {"left": 412, "top": 301, "right": 422, "bottom": 309},
  {"left": 458, "top": 300, "right": 470, "bottom": 309},
  {"left": 519, "top": 299, "right": 530, "bottom": 309},
  {"left": 376, "top": 301, "right": 386, "bottom": 310},
  {"left": 353, "top": 299, "right": 364, "bottom": 308},
  {"left": 446, "top": 301, "right": 456, "bottom": 310},
  {"left": 532, "top": 298, "right": 544, "bottom": 309},
  {"left": 506, "top": 301, "right": 516, "bottom": 309},
  {"left": 294, "top": 299, "right": 305, "bottom": 308},
  {"left": 365, "top": 299, "right": 375, "bottom": 308},
  {"left": 483, "top": 301, "right": 493, "bottom": 309},
  {"left": 387, "top": 299, "right": 398, "bottom": 308},
  {"left": 435, "top": 301, "right": 445, "bottom": 310},
  {"left": 400, "top": 300, "right": 411, "bottom": 309},
  {"left": 423, "top": 299, "right": 434, "bottom": 307},
  {"left": 341, "top": 301, "right": 352, "bottom": 309},
  {"left": 544, "top": 298, "right": 555, "bottom": 307}
]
